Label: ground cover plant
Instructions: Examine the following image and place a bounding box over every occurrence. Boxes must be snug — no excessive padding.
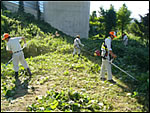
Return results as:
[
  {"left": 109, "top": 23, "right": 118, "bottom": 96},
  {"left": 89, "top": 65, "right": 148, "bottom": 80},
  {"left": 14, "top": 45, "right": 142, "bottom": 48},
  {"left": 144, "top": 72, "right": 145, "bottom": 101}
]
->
[{"left": 1, "top": 9, "right": 149, "bottom": 112}]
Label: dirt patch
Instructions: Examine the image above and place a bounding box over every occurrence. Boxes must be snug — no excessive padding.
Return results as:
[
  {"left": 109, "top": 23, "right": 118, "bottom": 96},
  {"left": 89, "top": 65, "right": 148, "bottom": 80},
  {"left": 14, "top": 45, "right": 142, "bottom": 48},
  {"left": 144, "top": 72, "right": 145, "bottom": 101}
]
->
[{"left": 1, "top": 83, "right": 48, "bottom": 112}]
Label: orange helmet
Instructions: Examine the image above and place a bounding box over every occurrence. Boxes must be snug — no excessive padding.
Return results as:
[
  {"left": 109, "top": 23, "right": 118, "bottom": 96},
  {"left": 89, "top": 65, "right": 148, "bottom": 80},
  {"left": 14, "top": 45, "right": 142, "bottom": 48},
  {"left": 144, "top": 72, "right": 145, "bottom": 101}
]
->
[
  {"left": 2, "top": 33, "right": 10, "bottom": 40},
  {"left": 109, "top": 31, "right": 117, "bottom": 38}
]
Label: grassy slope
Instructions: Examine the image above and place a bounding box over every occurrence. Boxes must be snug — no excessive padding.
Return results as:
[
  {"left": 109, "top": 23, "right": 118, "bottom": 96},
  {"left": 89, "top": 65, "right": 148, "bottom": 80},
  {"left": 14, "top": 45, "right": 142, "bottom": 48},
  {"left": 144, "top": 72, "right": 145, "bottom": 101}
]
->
[
  {"left": 1, "top": 12, "right": 149, "bottom": 112},
  {"left": 1, "top": 37, "right": 147, "bottom": 112}
]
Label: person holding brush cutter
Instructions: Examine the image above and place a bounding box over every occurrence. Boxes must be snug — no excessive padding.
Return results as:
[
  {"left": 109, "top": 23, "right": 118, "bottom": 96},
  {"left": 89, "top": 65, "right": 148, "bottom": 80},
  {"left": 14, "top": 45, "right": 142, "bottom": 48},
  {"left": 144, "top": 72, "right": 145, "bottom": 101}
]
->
[
  {"left": 122, "top": 32, "right": 128, "bottom": 47},
  {"left": 2, "top": 33, "right": 32, "bottom": 85},
  {"left": 73, "top": 35, "right": 84, "bottom": 57},
  {"left": 100, "top": 31, "right": 117, "bottom": 84}
]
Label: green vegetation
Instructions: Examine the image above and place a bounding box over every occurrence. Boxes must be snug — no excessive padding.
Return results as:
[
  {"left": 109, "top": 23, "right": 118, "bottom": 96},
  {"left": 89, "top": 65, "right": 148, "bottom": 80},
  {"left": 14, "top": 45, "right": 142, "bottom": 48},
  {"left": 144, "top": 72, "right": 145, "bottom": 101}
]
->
[
  {"left": 89, "top": 3, "right": 149, "bottom": 45},
  {"left": 27, "top": 88, "right": 110, "bottom": 112},
  {"left": 1, "top": 7, "right": 149, "bottom": 112}
]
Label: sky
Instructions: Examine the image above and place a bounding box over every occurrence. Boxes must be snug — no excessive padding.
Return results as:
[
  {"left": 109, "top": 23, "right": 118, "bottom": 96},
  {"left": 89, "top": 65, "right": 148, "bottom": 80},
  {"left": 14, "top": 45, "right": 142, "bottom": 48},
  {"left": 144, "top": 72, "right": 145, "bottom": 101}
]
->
[{"left": 90, "top": 1, "right": 149, "bottom": 21}]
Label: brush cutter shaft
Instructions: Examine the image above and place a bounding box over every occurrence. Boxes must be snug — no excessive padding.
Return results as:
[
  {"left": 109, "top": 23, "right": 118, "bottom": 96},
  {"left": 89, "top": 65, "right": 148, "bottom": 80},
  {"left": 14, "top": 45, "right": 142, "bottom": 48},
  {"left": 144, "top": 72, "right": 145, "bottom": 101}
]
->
[
  {"left": 111, "top": 62, "right": 138, "bottom": 81},
  {"left": 6, "top": 58, "right": 13, "bottom": 66},
  {"left": 80, "top": 48, "right": 93, "bottom": 55},
  {"left": 109, "top": 59, "right": 139, "bottom": 82}
]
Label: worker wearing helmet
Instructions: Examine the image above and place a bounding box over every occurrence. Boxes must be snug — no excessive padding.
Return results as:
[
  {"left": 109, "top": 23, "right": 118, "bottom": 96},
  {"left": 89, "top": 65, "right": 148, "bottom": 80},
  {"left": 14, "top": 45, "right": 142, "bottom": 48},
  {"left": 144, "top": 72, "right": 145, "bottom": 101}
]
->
[
  {"left": 100, "top": 31, "right": 117, "bottom": 84},
  {"left": 73, "top": 35, "right": 84, "bottom": 57},
  {"left": 122, "top": 32, "right": 128, "bottom": 47},
  {"left": 2, "top": 33, "right": 32, "bottom": 85}
]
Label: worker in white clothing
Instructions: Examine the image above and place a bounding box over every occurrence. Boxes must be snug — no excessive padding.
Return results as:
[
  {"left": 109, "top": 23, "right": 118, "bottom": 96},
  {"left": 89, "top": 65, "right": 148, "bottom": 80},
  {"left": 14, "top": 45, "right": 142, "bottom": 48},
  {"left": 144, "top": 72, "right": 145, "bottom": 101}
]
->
[
  {"left": 100, "top": 31, "right": 117, "bottom": 84},
  {"left": 73, "top": 35, "right": 84, "bottom": 57},
  {"left": 122, "top": 33, "right": 128, "bottom": 47},
  {"left": 2, "top": 33, "right": 32, "bottom": 83}
]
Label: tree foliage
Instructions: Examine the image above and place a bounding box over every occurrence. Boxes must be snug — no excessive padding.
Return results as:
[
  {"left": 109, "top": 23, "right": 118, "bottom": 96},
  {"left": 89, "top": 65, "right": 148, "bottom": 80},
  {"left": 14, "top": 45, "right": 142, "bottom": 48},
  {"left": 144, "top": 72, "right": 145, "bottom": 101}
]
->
[
  {"left": 89, "top": 11, "right": 99, "bottom": 37},
  {"left": 117, "top": 4, "right": 132, "bottom": 37},
  {"left": 104, "top": 4, "right": 117, "bottom": 37},
  {"left": 128, "top": 12, "right": 149, "bottom": 45},
  {"left": 89, "top": 5, "right": 117, "bottom": 38}
]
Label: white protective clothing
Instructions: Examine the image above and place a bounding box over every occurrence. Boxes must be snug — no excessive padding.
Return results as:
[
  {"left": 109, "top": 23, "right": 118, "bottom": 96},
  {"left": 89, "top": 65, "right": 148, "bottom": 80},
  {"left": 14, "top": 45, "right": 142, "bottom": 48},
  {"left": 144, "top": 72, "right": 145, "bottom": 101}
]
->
[
  {"left": 123, "top": 35, "right": 128, "bottom": 46},
  {"left": 6, "top": 37, "right": 22, "bottom": 53},
  {"left": 12, "top": 51, "right": 28, "bottom": 72},
  {"left": 6, "top": 37, "right": 29, "bottom": 72},
  {"left": 100, "top": 59, "right": 112, "bottom": 80},
  {"left": 100, "top": 36, "right": 113, "bottom": 80},
  {"left": 73, "top": 38, "right": 84, "bottom": 55}
]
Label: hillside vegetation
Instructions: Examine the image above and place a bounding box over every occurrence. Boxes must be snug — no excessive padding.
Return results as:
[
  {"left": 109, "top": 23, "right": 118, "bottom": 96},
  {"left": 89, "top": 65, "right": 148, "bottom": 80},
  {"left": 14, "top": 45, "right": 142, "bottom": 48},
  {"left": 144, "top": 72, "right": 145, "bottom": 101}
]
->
[{"left": 1, "top": 10, "right": 149, "bottom": 112}]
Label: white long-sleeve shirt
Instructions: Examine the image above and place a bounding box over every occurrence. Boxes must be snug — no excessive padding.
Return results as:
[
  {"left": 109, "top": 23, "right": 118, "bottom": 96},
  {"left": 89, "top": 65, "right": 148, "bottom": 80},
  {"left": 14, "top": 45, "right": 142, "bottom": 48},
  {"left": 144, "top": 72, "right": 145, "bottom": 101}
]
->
[
  {"left": 105, "top": 37, "right": 112, "bottom": 51},
  {"left": 6, "top": 37, "right": 23, "bottom": 53},
  {"left": 123, "top": 35, "right": 128, "bottom": 41},
  {"left": 74, "top": 38, "right": 84, "bottom": 48},
  {"left": 101, "top": 36, "right": 112, "bottom": 60}
]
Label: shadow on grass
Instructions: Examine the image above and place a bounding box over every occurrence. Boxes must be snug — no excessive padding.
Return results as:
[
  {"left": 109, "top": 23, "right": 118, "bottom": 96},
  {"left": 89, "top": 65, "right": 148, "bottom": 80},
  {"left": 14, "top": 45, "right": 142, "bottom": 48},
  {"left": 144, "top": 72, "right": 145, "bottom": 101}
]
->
[{"left": 4, "top": 77, "right": 32, "bottom": 100}]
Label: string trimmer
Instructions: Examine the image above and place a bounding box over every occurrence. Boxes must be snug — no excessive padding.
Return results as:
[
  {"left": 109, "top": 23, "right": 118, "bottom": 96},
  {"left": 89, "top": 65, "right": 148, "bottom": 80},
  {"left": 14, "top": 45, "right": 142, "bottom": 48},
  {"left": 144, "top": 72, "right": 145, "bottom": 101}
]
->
[
  {"left": 109, "top": 58, "right": 139, "bottom": 82},
  {"left": 93, "top": 49, "right": 139, "bottom": 82}
]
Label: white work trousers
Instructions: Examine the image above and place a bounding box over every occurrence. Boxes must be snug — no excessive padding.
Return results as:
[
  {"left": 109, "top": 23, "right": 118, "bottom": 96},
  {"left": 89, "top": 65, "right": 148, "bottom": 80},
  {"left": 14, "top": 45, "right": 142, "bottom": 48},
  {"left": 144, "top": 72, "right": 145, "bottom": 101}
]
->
[
  {"left": 73, "top": 46, "right": 81, "bottom": 55},
  {"left": 12, "top": 51, "right": 28, "bottom": 72},
  {"left": 124, "top": 39, "right": 128, "bottom": 46},
  {"left": 100, "top": 58, "right": 112, "bottom": 80}
]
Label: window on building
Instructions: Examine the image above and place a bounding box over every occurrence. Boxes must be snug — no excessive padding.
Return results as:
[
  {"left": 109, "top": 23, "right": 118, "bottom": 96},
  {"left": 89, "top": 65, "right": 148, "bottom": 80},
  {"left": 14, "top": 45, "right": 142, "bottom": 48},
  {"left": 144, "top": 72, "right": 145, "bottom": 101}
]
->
[
  {"left": 39, "top": 1, "right": 44, "bottom": 13},
  {"left": 9, "top": 1, "right": 19, "bottom": 5},
  {"left": 8, "top": 1, "right": 44, "bottom": 13}
]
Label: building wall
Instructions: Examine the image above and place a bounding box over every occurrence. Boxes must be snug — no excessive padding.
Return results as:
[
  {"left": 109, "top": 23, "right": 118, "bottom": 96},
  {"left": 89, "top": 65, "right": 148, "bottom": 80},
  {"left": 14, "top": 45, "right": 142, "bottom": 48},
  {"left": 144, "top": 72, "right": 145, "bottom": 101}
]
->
[
  {"left": 2, "top": 1, "right": 19, "bottom": 12},
  {"left": 44, "top": 1, "right": 90, "bottom": 38},
  {"left": 2, "top": 1, "right": 39, "bottom": 19},
  {"left": 2, "top": 1, "right": 90, "bottom": 38}
]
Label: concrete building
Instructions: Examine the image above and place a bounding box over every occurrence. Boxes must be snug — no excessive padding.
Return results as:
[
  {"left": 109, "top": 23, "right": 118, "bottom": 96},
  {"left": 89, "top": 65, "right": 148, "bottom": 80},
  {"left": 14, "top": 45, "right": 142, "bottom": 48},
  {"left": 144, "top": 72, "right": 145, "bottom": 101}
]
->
[
  {"left": 2, "top": 1, "right": 90, "bottom": 38},
  {"left": 43, "top": 1, "right": 90, "bottom": 38},
  {"left": 2, "top": 1, "right": 39, "bottom": 19}
]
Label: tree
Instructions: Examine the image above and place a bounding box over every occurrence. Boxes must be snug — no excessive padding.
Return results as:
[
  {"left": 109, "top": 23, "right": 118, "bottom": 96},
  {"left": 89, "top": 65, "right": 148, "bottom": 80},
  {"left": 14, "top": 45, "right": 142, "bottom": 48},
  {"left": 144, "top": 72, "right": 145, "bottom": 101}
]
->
[
  {"left": 97, "top": 6, "right": 106, "bottom": 38},
  {"left": 105, "top": 4, "right": 117, "bottom": 37},
  {"left": 98, "top": 5, "right": 117, "bottom": 37},
  {"left": 18, "top": 1, "right": 24, "bottom": 14},
  {"left": 117, "top": 4, "right": 132, "bottom": 38},
  {"left": 98, "top": 6, "right": 106, "bottom": 17},
  {"left": 90, "top": 11, "right": 97, "bottom": 21},
  {"left": 89, "top": 11, "right": 99, "bottom": 36},
  {"left": 128, "top": 12, "right": 149, "bottom": 45}
]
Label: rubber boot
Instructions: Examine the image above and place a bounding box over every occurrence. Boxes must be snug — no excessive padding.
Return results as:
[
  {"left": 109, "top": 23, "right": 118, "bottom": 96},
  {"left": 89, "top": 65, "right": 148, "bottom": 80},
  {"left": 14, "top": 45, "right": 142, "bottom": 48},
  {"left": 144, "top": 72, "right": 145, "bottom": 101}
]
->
[
  {"left": 15, "top": 72, "right": 21, "bottom": 87},
  {"left": 27, "top": 68, "right": 32, "bottom": 77},
  {"left": 15, "top": 72, "right": 19, "bottom": 80},
  {"left": 78, "top": 54, "right": 80, "bottom": 57}
]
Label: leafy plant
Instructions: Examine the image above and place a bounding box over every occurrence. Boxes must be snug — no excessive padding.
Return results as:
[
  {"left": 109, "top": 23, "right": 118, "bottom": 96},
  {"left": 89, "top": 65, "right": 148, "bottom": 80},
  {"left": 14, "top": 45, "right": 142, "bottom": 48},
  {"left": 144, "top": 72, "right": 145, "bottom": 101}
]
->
[{"left": 27, "top": 89, "right": 106, "bottom": 112}]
